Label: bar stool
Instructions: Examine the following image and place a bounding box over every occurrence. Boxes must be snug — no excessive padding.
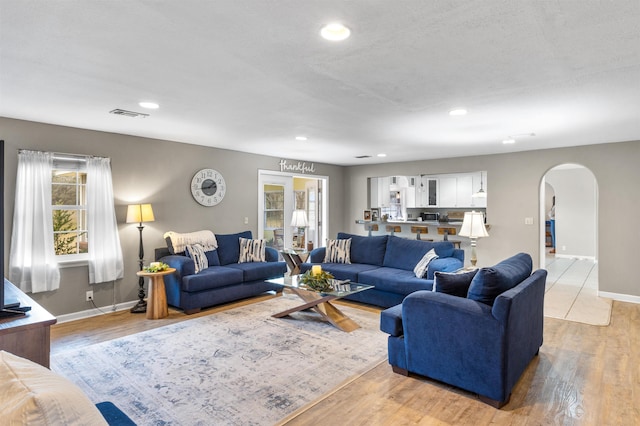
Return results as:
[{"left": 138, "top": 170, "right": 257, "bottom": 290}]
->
[
  {"left": 438, "top": 227, "right": 461, "bottom": 248},
  {"left": 365, "top": 223, "right": 379, "bottom": 237},
  {"left": 385, "top": 225, "right": 401, "bottom": 236},
  {"left": 410, "top": 226, "right": 432, "bottom": 241}
]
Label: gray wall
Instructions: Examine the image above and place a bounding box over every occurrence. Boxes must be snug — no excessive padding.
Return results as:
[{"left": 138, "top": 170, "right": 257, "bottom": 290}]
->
[
  {"left": 1, "top": 117, "right": 345, "bottom": 315},
  {"left": 344, "top": 140, "right": 640, "bottom": 298}
]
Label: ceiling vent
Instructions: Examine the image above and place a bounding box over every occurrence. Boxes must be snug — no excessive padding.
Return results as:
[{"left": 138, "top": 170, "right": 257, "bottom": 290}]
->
[
  {"left": 355, "top": 155, "right": 372, "bottom": 159},
  {"left": 109, "top": 109, "right": 149, "bottom": 118}
]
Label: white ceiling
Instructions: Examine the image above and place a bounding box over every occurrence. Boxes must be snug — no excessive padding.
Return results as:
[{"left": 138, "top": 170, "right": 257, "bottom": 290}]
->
[{"left": 1, "top": 1, "right": 639, "bottom": 166}]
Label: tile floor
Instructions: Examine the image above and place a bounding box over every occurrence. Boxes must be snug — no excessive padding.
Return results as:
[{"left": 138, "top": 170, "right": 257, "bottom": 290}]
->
[{"left": 543, "top": 253, "right": 612, "bottom": 326}]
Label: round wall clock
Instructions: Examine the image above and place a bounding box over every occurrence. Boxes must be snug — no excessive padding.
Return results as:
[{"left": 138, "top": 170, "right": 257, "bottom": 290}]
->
[{"left": 191, "top": 168, "right": 226, "bottom": 206}]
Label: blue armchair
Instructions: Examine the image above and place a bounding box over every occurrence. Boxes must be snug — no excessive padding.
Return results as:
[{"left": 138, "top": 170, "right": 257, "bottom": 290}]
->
[{"left": 380, "top": 253, "right": 546, "bottom": 407}]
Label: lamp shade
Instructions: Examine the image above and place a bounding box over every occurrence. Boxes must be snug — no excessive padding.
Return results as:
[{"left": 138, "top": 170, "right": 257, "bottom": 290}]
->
[
  {"left": 290, "top": 209, "right": 308, "bottom": 227},
  {"left": 458, "top": 211, "right": 488, "bottom": 238},
  {"left": 126, "top": 203, "right": 155, "bottom": 224}
]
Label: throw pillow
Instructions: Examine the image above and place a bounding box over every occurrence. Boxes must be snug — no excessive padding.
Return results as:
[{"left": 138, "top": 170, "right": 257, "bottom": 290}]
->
[
  {"left": 413, "top": 249, "right": 438, "bottom": 278},
  {"left": 185, "top": 243, "right": 209, "bottom": 273},
  {"left": 238, "top": 238, "right": 266, "bottom": 263},
  {"left": 324, "top": 238, "right": 352, "bottom": 263},
  {"left": 433, "top": 269, "right": 478, "bottom": 297},
  {"left": 0, "top": 351, "right": 109, "bottom": 425}
]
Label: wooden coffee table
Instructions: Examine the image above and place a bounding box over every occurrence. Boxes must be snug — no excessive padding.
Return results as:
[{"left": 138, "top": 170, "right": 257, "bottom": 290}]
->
[{"left": 266, "top": 275, "right": 373, "bottom": 332}]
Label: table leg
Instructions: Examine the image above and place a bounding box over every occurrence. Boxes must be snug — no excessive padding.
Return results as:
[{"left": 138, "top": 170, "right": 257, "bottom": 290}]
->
[
  {"left": 146, "top": 276, "right": 168, "bottom": 320},
  {"left": 272, "top": 288, "right": 361, "bottom": 332}
]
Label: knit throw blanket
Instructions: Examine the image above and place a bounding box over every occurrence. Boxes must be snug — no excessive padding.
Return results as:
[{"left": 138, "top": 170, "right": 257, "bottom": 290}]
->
[{"left": 163, "top": 230, "right": 218, "bottom": 254}]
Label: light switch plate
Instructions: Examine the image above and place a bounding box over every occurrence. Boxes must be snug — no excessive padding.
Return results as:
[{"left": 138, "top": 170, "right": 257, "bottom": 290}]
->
[{"left": 525, "top": 217, "right": 534, "bottom": 225}]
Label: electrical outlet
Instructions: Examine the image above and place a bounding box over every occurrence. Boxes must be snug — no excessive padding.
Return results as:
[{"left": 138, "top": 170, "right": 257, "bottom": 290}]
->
[
  {"left": 524, "top": 217, "right": 534, "bottom": 225},
  {"left": 562, "top": 245, "right": 567, "bottom": 251},
  {"left": 86, "top": 290, "right": 93, "bottom": 302},
  {"left": 244, "top": 217, "right": 249, "bottom": 224}
]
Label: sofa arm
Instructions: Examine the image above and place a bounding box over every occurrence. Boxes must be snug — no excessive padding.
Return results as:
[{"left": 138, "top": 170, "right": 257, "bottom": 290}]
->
[
  {"left": 265, "top": 246, "right": 279, "bottom": 262},
  {"left": 160, "top": 254, "right": 195, "bottom": 277},
  {"left": 308, "top": 247, "right": 326, "bottom": 263},
  {"left": 425, "top": 257, "right": 463, "bottom": 280}
]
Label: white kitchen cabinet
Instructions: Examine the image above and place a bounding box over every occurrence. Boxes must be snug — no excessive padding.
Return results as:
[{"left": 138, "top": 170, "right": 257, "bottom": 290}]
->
[
  {"left": 438, "top": 176, "right": 457, "bottom": 207},
  {"left": 456, "top": 175, "right": 474, "bottom": 207}
]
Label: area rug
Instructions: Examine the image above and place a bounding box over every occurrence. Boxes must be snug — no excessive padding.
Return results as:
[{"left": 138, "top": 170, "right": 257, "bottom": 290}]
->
[{"left": 51, "top": 294, "right": 387, "bottom": 425}]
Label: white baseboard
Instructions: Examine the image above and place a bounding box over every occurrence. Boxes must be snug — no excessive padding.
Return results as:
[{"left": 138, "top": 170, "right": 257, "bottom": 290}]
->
[
  {"left": 55, "top": 300, "right": 139, "bottom": 324},
  {"left": 598, "top": 291, "right": 640, "bottom": 305}
]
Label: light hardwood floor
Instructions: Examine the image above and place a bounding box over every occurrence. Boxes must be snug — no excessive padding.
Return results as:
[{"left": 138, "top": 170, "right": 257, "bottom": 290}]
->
[{"left": 51, "top": 293, "right": 639, "bottom": 425}]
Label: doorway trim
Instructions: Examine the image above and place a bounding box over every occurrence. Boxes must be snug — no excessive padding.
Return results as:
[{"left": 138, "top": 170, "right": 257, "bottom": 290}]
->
[
  {"left": 258, "top": 169, "right": 329, "bottom": 251},
  {"left": 539, "top": 163, "right": 599, "bottom": 272}
]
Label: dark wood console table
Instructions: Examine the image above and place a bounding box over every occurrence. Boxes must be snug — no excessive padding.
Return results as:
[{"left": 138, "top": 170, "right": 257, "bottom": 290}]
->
[{"left": 0, "top": 280, "right": 57, "bottom": 368}]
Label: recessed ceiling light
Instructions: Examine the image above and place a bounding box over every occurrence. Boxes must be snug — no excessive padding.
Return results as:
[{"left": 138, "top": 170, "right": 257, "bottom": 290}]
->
[
  {"left": 320, "top": 23, "right": 351, "bottom": 41},
  {"left": 139, "top": 102, "right": 159, "bottom": 109},
  {"left": 295, "top": 136, "right": 308, "bottom": 141},
  {"left": 502, "top": 138, "right": 516, "bottom": 144},
  {"left": 377, "top": 153, "right": 387, "bottom": 157},
  {"left": 449, "top": 109, "right": 467, "bottom": 116}
]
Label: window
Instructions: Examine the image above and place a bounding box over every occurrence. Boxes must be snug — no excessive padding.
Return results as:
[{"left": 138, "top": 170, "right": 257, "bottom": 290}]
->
[{"left": 51, "top": 168, "right": 88, "bottom": 257}]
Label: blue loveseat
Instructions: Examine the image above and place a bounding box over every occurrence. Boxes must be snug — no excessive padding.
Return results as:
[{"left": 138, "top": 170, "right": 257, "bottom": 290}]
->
[
  {"left": 300, "top": 233, "right": 464, "bottom": 308},
  {"left": 156, "top": 231, "right": 286, "bottom": 314},
  {"left": 380, "top": 253, "right": 546, "bottom": 407}
]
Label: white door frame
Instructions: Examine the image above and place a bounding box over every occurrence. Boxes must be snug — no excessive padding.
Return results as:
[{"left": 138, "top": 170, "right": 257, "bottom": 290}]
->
[{"left": 258, "top": 170, "right": 329, "bottom": 250}]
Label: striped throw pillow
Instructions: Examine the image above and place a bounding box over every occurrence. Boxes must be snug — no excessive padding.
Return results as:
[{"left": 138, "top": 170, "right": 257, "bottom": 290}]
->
[
  {"left": 324, "top": 238, "right": 352, "bottom": 264},
  {"left": 185, "top": 243, "right": 209, "bottom": 273},
  {"left": 238, "top": 238, "right": 266, "bottom": 263},
  {"left": 414, "top": 248, "right": 439, "bottom": 278}
]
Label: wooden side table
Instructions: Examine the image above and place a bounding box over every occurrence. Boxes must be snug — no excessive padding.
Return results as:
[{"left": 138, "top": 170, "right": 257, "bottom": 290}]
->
[
  {"left": 136, "top": 268, "right": 175, "bottom": 320},
  {"left": 280, "top": 250, "right": 310, "bottom": 276}
]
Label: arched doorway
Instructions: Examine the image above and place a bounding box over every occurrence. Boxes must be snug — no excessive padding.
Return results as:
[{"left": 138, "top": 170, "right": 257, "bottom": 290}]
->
[
  {"left": 540, "top": 163, "right": 598, "bottom": 268},
  {"left": 539, "top": 164, "right": 610, "bottom": 325}
]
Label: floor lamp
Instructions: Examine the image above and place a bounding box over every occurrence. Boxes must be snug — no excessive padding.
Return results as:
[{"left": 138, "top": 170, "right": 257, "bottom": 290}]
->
[
  {"left": 459, "top": 211, "right": 489, "bottom": 267},
  {"left": 126, "top": 203, "right": 155, "bottom": 313}
]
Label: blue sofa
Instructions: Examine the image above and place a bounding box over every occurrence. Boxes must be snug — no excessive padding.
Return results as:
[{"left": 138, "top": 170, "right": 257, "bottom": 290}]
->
[
  {"left": 300, "top": 233, "right": 464, "bottom": 308},
  {"left": 380, "top": 253, "right": 546, "bottom": 407},
  {"left": 156, "top": 231, "right": 286, "bottom": 314}
]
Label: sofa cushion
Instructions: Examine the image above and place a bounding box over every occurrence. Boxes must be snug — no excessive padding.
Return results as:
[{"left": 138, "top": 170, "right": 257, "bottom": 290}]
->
[
  {"left": 434, "top": 269, "right": 478, "bottom": 297},
  {"left": 185, "top": 243, "right": 208, "bottom": 273},
  {"left": 206, "top": 249, "right": 221, "bottom": 266},
  {"left": 358, "top": 267, "right": 434, "bottom": 295},
  {"left": 467, "top": 252, "right": 533, "bottom": 306},
  {"left": 324, "top": 238, "right": 352, "bottom": 263},
  {"left": 336, "top": 233, "right": 388, "bottom": 266},
  {"left": 413, "top": 249, "right": 438, "bottom": 278},
  {"left": 303, "top": 262, "right": 380, "bottom": 282},
  {"left": 226, "top": 261, "right": 287, "bottom": 282},
  {"left": 216, "top": 231, "right": 253, "bottom": 265},
  {"left": 182, "top": 266, "right": 244, "bottom": 292},
  {"left": 383, "top": 236, "right": 455, "bottom": 271},
  {"left": 0, "top": 351, "right": 109, "bottom": 425},
  {"left": 238, "top": 238, "right": 266, "bottom": 263}
]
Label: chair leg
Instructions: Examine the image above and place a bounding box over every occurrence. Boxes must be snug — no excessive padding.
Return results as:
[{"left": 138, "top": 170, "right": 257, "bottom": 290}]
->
[
  {"left": 391, "top": 365, "right": 409, "bottom": 376},
  {"left": 478, "top": 393, "right": 510, "bottom": 409}
]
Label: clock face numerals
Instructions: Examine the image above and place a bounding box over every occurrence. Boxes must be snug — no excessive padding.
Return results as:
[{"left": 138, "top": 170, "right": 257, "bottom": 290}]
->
[{"left": 191, "top": 168, "right": 226, "bottom": 206}]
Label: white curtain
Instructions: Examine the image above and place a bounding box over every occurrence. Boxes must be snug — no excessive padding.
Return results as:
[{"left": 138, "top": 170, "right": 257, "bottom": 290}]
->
[
  {"left": 9, "top": 150, "right": 61, "bottom": 293},
  {"left": 86, "top": 157, "right": 124, "bottom": 284}
]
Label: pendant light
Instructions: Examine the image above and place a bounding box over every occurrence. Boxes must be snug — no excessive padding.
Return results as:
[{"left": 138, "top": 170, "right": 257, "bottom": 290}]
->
[{"left": 473, "top": 172, "right": 487, "bottom": 198}]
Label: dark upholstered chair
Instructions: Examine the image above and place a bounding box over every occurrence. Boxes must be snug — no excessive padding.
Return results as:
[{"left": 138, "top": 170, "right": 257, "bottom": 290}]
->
[{"left": 380, "top": 253, "right": 546, "bottom": 407}]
